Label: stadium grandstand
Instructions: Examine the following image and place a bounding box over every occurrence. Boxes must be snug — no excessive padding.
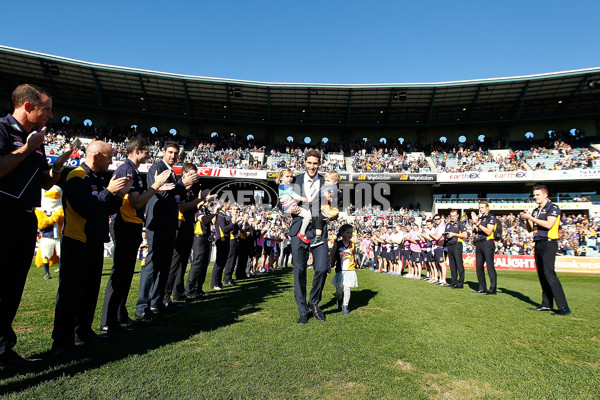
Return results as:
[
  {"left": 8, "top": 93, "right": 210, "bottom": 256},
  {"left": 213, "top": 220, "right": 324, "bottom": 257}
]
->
[{"left": 1, "top": 44, "right": 599, "bottom": 218}]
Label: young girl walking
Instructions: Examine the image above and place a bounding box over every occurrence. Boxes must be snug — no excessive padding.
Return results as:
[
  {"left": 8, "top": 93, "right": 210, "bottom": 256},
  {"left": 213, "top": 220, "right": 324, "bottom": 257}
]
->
[{"left": 328, "top": 224, "right": 359, "bottom": 316}]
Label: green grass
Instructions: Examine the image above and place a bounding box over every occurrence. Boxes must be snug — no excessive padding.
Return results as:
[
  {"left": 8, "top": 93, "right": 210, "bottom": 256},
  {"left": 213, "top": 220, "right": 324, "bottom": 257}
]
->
[{"left": 1, "top": 261, "right": 599, "bottom": 399}]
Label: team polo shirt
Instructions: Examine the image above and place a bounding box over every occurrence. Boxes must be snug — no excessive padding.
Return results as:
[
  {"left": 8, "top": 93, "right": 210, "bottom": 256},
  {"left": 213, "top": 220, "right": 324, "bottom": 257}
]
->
[
  {"left": 0, "top": 115, "right": 50, "bottom": 209},
  {"left": 114, "top": 158, "right": 145, "bottom": 224},
  {"left": 445, "top": 220, "right": 465, "bottom": 245},
  {"left": 532, "top": 201, "right": 561, "bottom": 241},
  {"left": 474, "top": 213, "right": 498, "bottom": 242}
]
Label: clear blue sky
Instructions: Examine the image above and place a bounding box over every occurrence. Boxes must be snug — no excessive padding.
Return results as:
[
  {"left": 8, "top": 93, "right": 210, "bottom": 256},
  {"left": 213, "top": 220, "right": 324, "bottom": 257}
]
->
[{"left": 3, "top": 1, "right": 599, "bottom": 84}]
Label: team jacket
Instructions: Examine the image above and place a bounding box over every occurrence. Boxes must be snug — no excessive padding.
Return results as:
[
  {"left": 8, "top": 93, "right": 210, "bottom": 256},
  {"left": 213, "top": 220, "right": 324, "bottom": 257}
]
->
[{"left": 63, "top": 164, "right": 123, "bottom": 243}]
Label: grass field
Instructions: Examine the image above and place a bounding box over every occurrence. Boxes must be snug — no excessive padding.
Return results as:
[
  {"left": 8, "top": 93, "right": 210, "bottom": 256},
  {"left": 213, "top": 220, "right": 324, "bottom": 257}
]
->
[{"left": 1, "top": 261, "right": 599, "bottom": 399}]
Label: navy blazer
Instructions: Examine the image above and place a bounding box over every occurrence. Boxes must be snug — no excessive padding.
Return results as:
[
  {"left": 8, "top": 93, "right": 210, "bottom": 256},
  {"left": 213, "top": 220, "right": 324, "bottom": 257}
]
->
[
  {"left": 145, "top": 161, "right": 186, "bottom": 231},
  {"left": 287, "top": 172, "right": 325, "bottom": 238}
]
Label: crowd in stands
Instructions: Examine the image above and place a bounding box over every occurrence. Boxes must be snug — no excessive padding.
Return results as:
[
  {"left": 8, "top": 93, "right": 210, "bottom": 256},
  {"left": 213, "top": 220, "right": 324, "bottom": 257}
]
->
[
  {"left": 430, "top": 147, "right": 528, "bottom": 173},
  {"left": 352, "top": 148, "right": 430, "bottom": 173},
  {"left": 523, "top": 140, "right": 599, "bottom": 170},
  {"left": 38, "top": 119, "right": 600, "bottom": 173}
]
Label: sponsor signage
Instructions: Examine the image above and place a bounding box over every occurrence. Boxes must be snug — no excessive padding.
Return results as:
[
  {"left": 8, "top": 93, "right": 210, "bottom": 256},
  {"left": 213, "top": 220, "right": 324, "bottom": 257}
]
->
[
  {"left": 353, "top": 173, "right": 436, "bottom": 182},
  {"left": 462, "top": 254, "right": 600, "bottom": 273},
  {"left": 439, "top": 171, "right": 532, "bottom": 183}
]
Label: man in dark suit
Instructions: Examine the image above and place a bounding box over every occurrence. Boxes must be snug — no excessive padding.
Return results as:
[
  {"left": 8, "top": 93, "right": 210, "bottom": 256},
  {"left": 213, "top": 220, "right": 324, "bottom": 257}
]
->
[
  {"left": 287, "top": 149, "right": 333, "bottom": 324},
  {"left": 135, "top": 142, "right": 198, "bottom": 319}
]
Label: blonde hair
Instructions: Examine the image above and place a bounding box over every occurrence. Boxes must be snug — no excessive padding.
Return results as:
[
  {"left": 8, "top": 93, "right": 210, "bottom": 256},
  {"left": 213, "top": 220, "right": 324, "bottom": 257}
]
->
[
  {"left": 276, "top": 168, "right": 293, "bottom": 184},
  {"left": 325, "top": 170, "right": 340, "bottom": 183}
]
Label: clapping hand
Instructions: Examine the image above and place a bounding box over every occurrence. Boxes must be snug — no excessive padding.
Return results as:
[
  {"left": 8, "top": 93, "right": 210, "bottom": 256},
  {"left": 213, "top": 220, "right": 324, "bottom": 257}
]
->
[{"left": 108, "top": 175, "right": 133, "bottom": 195}]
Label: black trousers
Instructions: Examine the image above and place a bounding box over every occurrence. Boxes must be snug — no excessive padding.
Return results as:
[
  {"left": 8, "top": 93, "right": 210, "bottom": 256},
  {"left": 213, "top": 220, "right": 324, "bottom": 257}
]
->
[
  {"left": 101, "top": 220, "right": 142, "bottom": 327},
  {"left": 235, "top": 240, "right": 250, "bottom": 280},
  {"left": 0, "top": 209, "right": 37, "bottom": 355},
  {"left": 186, "top": 235, "right": 211, "bottom": 296},
  {"left": 535, "top": 240, "right": 568, "bottom": 309},
  {"left": 136, "top": 226, "right": 176, "bottom": 314},
  {"left": 291, "top": 236, "right": 329, "bottom": 316},
  {"left": 52, "top": 237, "right": 104, "bottom": 347},
  {"left": 446, "top": 243, "right": 464, "bottom": 286},
  {"left": 223, "top": 238, "right": 238, "bottom": 283},
  {"left": 211, "top": 239, "right": 230, "bottom": 288},
  {"left": 475, "top": 240, "right": 496, "bottom": 292},
  {"left": 164, "top": 220, "right": 194, "bottom": 302}
]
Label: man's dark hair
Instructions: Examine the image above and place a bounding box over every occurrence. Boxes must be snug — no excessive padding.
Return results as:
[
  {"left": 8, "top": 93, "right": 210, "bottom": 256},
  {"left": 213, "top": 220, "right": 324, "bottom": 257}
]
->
[
  {"left": 305, "top": 149, "right": 322, "bottom": 162},
  {"left": 532, "top": 184, "right": 549, "bottom": 195},
  {"left": 12, "top": 84, "right": 49, "bottom": 108},
  {"left": 164, "top": 141, "right": 180, "bottom": 152},
  {"left": 182, "top": 162, "right": 197, "bottom": 173},
  {"left": 126, "top": 137, "right": 150, "bottom": 155}
]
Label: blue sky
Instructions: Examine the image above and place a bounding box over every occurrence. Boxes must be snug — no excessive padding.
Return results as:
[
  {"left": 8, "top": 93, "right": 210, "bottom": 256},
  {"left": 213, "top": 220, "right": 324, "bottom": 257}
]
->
[{"left": 3, "top": 1, "right": 599, "bottom": 84}]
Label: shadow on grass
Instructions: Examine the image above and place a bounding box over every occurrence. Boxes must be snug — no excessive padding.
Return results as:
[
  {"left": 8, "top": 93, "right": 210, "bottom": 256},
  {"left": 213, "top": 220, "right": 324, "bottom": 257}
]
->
[
  {"left": 0, "top": 267, "right": 293, "bottom": 394},
  {"left": 321, "top": 289, "right": 377, "bottom": 315},
  {"left": 499, "top": 287, "right": 537, "bottom": 306}
]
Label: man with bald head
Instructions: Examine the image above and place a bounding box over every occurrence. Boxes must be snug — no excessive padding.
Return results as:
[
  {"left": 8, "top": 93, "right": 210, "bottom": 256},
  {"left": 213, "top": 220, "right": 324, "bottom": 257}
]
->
[{"left": 52, "top": 141, "right": 132, "bottom": 355}]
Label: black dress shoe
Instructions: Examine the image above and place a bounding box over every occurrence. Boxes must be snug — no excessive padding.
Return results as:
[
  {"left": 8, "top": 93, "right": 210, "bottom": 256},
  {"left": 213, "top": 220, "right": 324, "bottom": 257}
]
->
[
  {"left": 552, "top": 307, "right": 571, "bottom": 316},
  {"left": 528, "top": 305, "right": 552, "bottom": 311},
  {"left": 119, "top": 317, "right": 135, "bottom": 325},
  {"left": 472, "top": 290, "right": 486, "bottom": 294},
  {"left": 51, "top": 344, "right": 82, "bottom": 357},
  {"left": 452, "top": 285, "right": 463, "bottom": 289},
  {"left": 102, "top": 324, "right": 133, "bottom": 335},
  {"left": 75, "top": 331, "right": 106, "bottom": 343},
  {"left": 297, "top": 315, "right": 308, "bottom": 324},
  {"left": 0, "top": 349, "right": 42, "bottom": 366},
  {"left": 485, "top": 291, "right": 497, "bottom": 295},
  {"left": 309, "top": 303, "right": 326, "bottom": 322},
  {"left": 135, "top": 310, "right": 156, "bottom": 320},
  {"left": 225, "top": 280, "right": 237, "bottom": 285}
]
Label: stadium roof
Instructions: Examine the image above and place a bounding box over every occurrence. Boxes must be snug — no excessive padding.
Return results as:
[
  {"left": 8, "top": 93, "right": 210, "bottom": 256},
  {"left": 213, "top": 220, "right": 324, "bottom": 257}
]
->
[{"left": 1, "top": 45, "right": 599, "bottom": 127}]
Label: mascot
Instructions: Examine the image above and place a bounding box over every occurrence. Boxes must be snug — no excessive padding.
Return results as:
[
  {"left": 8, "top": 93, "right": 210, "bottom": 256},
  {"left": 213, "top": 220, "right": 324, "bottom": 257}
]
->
[{"left": 34, "top": 185, "right": 64, "bottom": 279}]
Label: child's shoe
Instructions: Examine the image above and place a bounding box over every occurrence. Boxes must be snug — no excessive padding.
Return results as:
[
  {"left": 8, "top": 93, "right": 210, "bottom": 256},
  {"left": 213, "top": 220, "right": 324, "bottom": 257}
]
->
[
  {"left": 297, "top": 232, "right": 310, "bottom": 244},
  {"left": 310, "top": 236, "right": 325, "bottom": 247}
]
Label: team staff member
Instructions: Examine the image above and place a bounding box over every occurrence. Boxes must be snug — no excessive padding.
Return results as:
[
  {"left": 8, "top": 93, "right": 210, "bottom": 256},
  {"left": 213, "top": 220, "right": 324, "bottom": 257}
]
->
[
  {"left": 235, "top": 211, "right": 252, "bottom": 280},
  {"left": 0, "top": 84, "right": 71, "bottom": 366},
  {"left": 471, "top": 201, "right": 498, "bottom": 295},
  {"left": 520, "top": 185, "right": 570, "bottom": 315},
  {"left": 185, "top": 190, "right": 217, "bottom": 298},
  {"left": 52, "top": 141, "right": 131, "bottom": 355},
  {"left": 100, "top": 138, "right": 174, "bottom": 333},
  {"left": 210, "top": 202, "right": 237, "bottom": 290},
  {"left": 135, "top": 141, "right": 198, "bottom": 319},
  {"left": 445, "top": 210, "right": 467, "bottom": 289},
  {"left": 164, "top": 163, "right": 204, "bottom": 304},
  {"left": 223, "top": 205, "right": 241, "bottom": 285}
]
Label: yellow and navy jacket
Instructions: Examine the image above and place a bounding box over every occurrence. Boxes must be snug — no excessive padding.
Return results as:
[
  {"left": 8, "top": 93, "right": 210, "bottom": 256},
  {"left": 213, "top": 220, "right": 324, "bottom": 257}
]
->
[
  {"left": 178, "top": 183, "right": 199, "bottom": 224},
  {"left": 445, "top": 220, "right": 466, "bottom": 245},
  {"left": 532, "top": 201, "right": 561, "bottom": 240},
  {"left": 114, "top": 159, "right": 145, "bottom": 224},
  {"left": 63, "top": 164, "right": 123, "bottom": 243},
  {"left": 474, "top": 213, "right": 498, "bottom": 242},
  {"left": 212, "top": 209, "right": 237, "bottom": 242},
  {"left": 194, "top": 204, "right": 212, "bottom": 237}
]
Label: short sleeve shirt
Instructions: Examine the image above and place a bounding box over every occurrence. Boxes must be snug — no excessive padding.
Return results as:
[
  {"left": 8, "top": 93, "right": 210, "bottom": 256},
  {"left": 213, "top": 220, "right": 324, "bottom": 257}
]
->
[{"left": 0, "top": 115, "right": 50, "bottom": 208}]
